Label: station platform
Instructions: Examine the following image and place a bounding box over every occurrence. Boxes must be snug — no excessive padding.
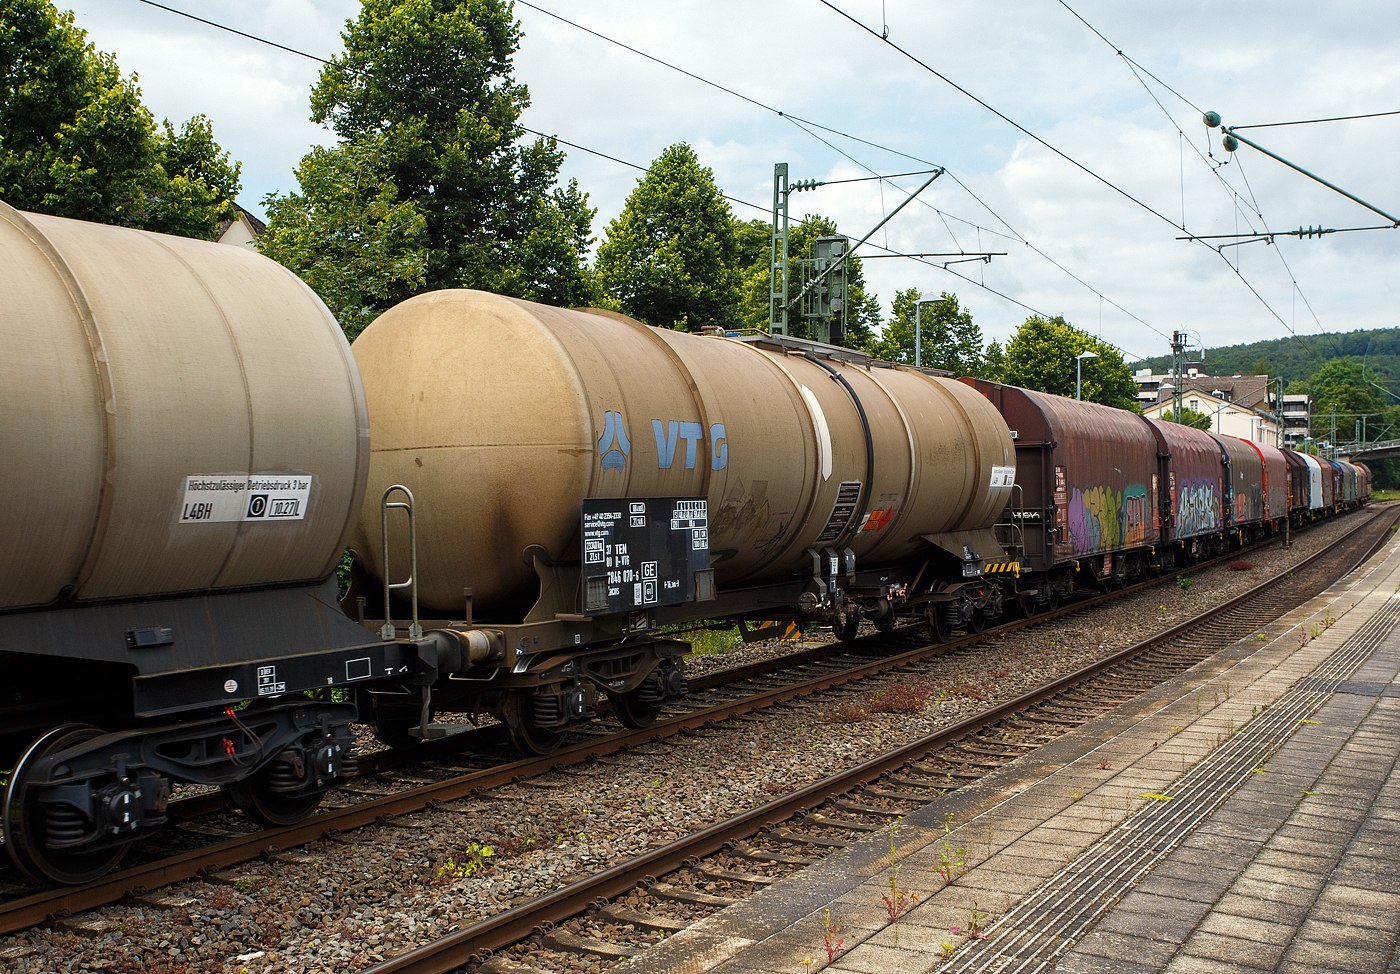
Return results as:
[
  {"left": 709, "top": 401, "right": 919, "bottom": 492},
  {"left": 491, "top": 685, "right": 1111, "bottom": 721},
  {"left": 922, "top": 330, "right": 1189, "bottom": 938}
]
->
[{"left": 632, "top": 529, "right": 1400, "bottom": 974}]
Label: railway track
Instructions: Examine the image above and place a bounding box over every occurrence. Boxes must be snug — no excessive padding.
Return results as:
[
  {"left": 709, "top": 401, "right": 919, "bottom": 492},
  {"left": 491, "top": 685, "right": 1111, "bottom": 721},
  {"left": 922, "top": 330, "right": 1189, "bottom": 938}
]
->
[
  {"left": 0, "top": 508, "right": 1387, "bottom": 943},
  {"left": 361, "top": 504, "right": 1400, "bottom": 974}
]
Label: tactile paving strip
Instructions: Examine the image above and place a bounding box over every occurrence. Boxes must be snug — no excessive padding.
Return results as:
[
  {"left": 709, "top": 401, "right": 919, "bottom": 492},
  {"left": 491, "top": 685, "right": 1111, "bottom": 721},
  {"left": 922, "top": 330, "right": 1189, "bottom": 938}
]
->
[{"left": 945, "top": 589, "right": 1400, "bottom": 973}]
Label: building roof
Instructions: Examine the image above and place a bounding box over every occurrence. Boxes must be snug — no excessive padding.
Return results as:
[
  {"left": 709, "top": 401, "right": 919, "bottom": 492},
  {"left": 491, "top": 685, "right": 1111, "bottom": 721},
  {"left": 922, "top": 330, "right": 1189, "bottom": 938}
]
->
[
  {"left": 1143, "top": 390, "right": 1277, "bottom": 424},
  {"left": 218, "top": 202, "right": 266, "bottom": 238},
  {"left": 1174, "top": 375, "right": 1270, "bottom": 409}
]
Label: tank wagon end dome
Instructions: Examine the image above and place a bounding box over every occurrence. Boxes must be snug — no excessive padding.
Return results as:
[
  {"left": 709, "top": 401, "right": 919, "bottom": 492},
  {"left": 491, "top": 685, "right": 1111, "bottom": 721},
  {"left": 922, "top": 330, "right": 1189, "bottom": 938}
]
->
[
  {"left": 350, "top": 289, "right": 597, "bottom": 612},
  {"left": 0, "top": 202, "right": 369, "bottom": 610}
]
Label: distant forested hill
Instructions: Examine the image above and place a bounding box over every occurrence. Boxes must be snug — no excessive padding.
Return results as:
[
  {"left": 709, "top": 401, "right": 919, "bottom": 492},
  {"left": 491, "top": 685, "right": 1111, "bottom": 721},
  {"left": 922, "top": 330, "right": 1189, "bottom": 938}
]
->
[{"left": 1131, "top": 328, "right": 1400, "bottom": 391}]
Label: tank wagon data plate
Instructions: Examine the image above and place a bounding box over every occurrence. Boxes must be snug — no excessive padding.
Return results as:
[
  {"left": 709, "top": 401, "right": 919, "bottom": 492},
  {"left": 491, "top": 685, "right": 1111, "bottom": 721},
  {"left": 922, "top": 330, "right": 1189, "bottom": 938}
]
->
[
  {"left": 178, "top": 474, "right": 313, "bottom": 522},
  {"left": 582, "top": 497, "right": 711, "bottom": 614}
]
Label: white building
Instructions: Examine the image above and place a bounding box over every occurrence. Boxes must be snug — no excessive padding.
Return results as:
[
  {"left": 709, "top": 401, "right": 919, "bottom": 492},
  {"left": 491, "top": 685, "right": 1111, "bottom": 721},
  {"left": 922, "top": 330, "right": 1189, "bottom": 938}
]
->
[
  {"left": 1143, "top": 391, "right": 1281, "bottom": 444},
  {"left": 217, "top": 204, "right": 265, "bottom": 251}
]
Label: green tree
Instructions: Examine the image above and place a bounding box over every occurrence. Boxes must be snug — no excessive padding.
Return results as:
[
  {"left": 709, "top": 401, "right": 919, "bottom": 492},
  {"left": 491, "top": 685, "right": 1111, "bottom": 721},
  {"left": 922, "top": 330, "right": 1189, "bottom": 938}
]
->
[
  {"left": 595, "top": 143, "right": 739, "bottom": 331},
  {"left": 259, "top": 134, "right": 428, "bottom": 340},
  {"left": 1160, "top": 407, "right": 1213, "bottom": 431},
  {"left": 1002, "top": 315, "right": 1139, "bottom": 410},
  {"left": 867, "top": 289, "right": 982, "bottom": 373},
  {"left": 0, "top": 0, "right": 240, "bottom": 237},
  {"left": 1309, "top": 357, "right": 1384, "bottom": 418},
  {"left": 733, "top": 213, "right": 880, "bottom": 348},
  {"left": 982, "top": 340, "right": 1007, "bottom": 382},
  {"left": 266, "top": 0, "right": 596, "bottom": 331}
]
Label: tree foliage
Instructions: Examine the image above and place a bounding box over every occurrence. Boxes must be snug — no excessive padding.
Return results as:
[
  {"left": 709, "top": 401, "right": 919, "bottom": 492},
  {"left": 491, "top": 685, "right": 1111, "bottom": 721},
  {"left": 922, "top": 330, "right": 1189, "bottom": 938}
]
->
[
  {"left": 595, "top": 143, "right": 740, "bottom": 331},
  {"left": 260, "top": 134, "right": 428, "bottom": 340},
  {"left": 867, "top": 289, "right": 983, "bottom": 374},
  {"left": 1002, "top": 315, "right": 1139, "bottom": 410},
  {"left": 1309, "top": 357, "right": 1385, "bottom": 417},
  {"left": 265, "top": 0, "right": 596, "bottom": 333},
  {"left": 982, "top": 340, "right": 1007, "bottom": 382},
  {"left": 0, "top": 0, "right": 240, "bottom": 237},
  {"left": 1160, "top": 407, "right": 1213, "bottom": 431}
]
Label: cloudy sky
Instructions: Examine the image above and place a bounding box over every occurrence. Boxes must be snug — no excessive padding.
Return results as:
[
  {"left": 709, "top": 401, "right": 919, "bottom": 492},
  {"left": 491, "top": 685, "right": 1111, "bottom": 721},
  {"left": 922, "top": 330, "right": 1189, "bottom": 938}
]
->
[{"left": 59, "top": 0, "right": 1400, "bottom": 364}]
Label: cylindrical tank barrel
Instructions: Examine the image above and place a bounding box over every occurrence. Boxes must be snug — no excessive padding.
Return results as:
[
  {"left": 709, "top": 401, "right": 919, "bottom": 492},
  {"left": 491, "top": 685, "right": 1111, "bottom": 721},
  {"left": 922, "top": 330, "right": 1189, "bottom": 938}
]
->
[
  {"left": 351, "top": 289, "right": 1015, "bottom": 614},
  {"left": 0, "top": 202, "right": 369, "bottom": 610}
]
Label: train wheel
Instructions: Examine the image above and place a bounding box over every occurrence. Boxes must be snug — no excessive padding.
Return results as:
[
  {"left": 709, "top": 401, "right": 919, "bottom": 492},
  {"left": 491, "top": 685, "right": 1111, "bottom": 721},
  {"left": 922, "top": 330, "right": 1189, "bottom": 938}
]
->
[
  {"left": 924, "top": 605, "right": 949, "bottom": 643},
  {"left": 610, "top": 686, "right": 665, "bottom": 730},
  {"left": 369, "top": 700, "right": 427, "bottom": 750},
  {"left": 834, "top": 613, "right": 861, "bottom": 641},
  {"left": 4, "top": 724, "right": 130, "bottom": 885},
  {"left": 1017, "top": 592, "right": 1040, "bottom": 618},
  {"left": 502, "top": 690, "right": 567, "bottom": 755},
  {"left": 967, "top": 611, "right": 986, "bottom": 633},
  {"left": 224, "top": 763, "right": 324, "bottom": 828}
]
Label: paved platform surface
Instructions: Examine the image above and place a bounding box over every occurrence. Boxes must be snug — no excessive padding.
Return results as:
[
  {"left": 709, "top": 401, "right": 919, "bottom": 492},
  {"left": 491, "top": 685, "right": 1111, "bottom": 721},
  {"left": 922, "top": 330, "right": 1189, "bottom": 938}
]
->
[{"left": 631, "top": 524, "right": 1400, "bottom": 974}]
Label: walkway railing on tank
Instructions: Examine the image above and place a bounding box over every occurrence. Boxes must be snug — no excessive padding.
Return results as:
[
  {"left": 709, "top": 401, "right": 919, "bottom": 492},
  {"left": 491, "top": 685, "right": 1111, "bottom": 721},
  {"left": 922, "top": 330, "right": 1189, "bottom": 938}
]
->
[
  {"left": 994, "top": 483, "right": 1027, "bottom": 563},
  {"left": 380, "top": 484, "right": 423, "bottom": 640}
]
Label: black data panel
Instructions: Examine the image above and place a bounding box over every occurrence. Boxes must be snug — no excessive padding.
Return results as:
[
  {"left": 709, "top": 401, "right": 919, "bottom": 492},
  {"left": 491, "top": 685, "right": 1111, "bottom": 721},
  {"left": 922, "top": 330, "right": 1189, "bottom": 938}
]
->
[{"left": 582, "top": 497, "right": 710, "bottom": 614}]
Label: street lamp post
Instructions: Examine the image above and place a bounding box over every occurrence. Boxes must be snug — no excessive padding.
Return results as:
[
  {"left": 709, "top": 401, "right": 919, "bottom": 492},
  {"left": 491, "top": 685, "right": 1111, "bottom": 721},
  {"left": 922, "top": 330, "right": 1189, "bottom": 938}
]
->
[{"left": 1076, "top": 351, "right": 1098, "bottom": 401}]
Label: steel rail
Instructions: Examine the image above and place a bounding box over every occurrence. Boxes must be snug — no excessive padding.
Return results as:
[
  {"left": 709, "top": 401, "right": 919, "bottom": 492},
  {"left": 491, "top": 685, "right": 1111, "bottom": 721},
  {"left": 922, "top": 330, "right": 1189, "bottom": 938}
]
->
[
  {"left": 1, "top": 508, "right": 1381, "bottom": 935},
  {"left": 360, "top": 505, "right": 1399, "bottom": 974}
]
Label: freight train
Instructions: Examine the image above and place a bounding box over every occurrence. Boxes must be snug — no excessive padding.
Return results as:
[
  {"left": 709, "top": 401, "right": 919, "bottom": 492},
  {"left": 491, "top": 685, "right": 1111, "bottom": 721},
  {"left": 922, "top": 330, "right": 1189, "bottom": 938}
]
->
[{"left": 0, "top": 205, "right": 1369, "bottom": 884}]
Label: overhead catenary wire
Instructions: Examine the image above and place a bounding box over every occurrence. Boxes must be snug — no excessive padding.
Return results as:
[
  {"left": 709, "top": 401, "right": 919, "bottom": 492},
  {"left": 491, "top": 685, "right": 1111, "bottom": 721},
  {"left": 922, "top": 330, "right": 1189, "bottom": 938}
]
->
[
  {"left": 1054, "top": 0, "right": 1203, "bottom": 115},
  {"left": 1051, "top": 0, "right": 1396, "bottom": 375},
  {"left": 528, "top": 0, "right": 1074, "bottom": 256},
  {"left": 134, "top": 0, "right": 1155, "bottom": 359},
  {"left": 1233, "top": 110, "right": 1400, "bottom": 130},
  {"left": 816, "top": 0, "right": 1187, "bottom": 233}
]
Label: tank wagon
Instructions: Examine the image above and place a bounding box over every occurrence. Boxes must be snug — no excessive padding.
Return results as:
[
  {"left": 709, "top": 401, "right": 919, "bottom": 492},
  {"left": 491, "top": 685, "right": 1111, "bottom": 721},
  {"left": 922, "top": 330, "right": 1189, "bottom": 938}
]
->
[
  {"left": 344, "top": 289, "right": 1016, "bottom": 753},
  {"left": 0, "top": 204, "right": 475, "bottom": 884}
]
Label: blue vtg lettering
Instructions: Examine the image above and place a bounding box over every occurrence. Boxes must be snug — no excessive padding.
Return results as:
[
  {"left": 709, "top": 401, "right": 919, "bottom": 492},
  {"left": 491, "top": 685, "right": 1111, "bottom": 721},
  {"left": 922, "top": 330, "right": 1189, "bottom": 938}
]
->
[
  {"left": 597, "top": 410, "right": 727, "bottom": 471},
  {"left": 651, "top": 420, "right": 727, "bottom": 470}
]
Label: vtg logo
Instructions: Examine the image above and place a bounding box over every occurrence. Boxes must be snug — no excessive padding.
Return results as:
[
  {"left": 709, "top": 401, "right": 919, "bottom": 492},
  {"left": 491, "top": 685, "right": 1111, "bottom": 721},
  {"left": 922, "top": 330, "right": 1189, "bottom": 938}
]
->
[
  {"left": 597, "top": 411, "right": 728, "bottom": 471},
  {"left": 597, "top": 410, "right": 631, "bottom": 471}
]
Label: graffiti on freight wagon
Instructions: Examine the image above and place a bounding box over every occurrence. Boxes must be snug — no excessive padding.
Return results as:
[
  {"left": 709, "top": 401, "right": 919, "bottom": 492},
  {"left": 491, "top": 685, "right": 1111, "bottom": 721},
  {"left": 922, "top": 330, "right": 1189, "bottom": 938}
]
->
[
  {"left": 1067, "top": 483, "right": 1148, "bottom": 556},
  {"left": 1174, "top": 479, "right": 1221, "bottom": 538}
]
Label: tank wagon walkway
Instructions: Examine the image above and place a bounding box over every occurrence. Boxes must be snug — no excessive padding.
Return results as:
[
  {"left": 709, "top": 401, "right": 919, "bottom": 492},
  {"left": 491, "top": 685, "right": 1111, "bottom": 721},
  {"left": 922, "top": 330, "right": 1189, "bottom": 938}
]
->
[{"left": 633, "top": 529, "right": 1400, "bottom": 974}]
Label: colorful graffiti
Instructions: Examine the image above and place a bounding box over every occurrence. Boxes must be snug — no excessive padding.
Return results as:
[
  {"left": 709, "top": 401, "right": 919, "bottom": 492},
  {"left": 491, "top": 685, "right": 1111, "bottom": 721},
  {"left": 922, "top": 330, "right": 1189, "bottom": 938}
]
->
[
  {"left": 1124, "top": 485, "right": 1147, "bottom": 547},
  {"left": 1067, "top": 483, "right": 1148, "bottom": 556},
  {"left": 1175, "top": 479, "right": 1221, "bottom": 538}
]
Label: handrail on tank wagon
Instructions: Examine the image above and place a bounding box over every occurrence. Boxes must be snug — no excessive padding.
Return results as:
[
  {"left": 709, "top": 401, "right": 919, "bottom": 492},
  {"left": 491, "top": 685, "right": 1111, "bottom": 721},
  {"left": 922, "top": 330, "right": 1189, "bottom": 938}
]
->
[
  {"left": 381, "top": 484, "right": 423, "bottom": 640},
  {"left": 994, "top": 483, "right": 1026, "bottom": 561}
]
